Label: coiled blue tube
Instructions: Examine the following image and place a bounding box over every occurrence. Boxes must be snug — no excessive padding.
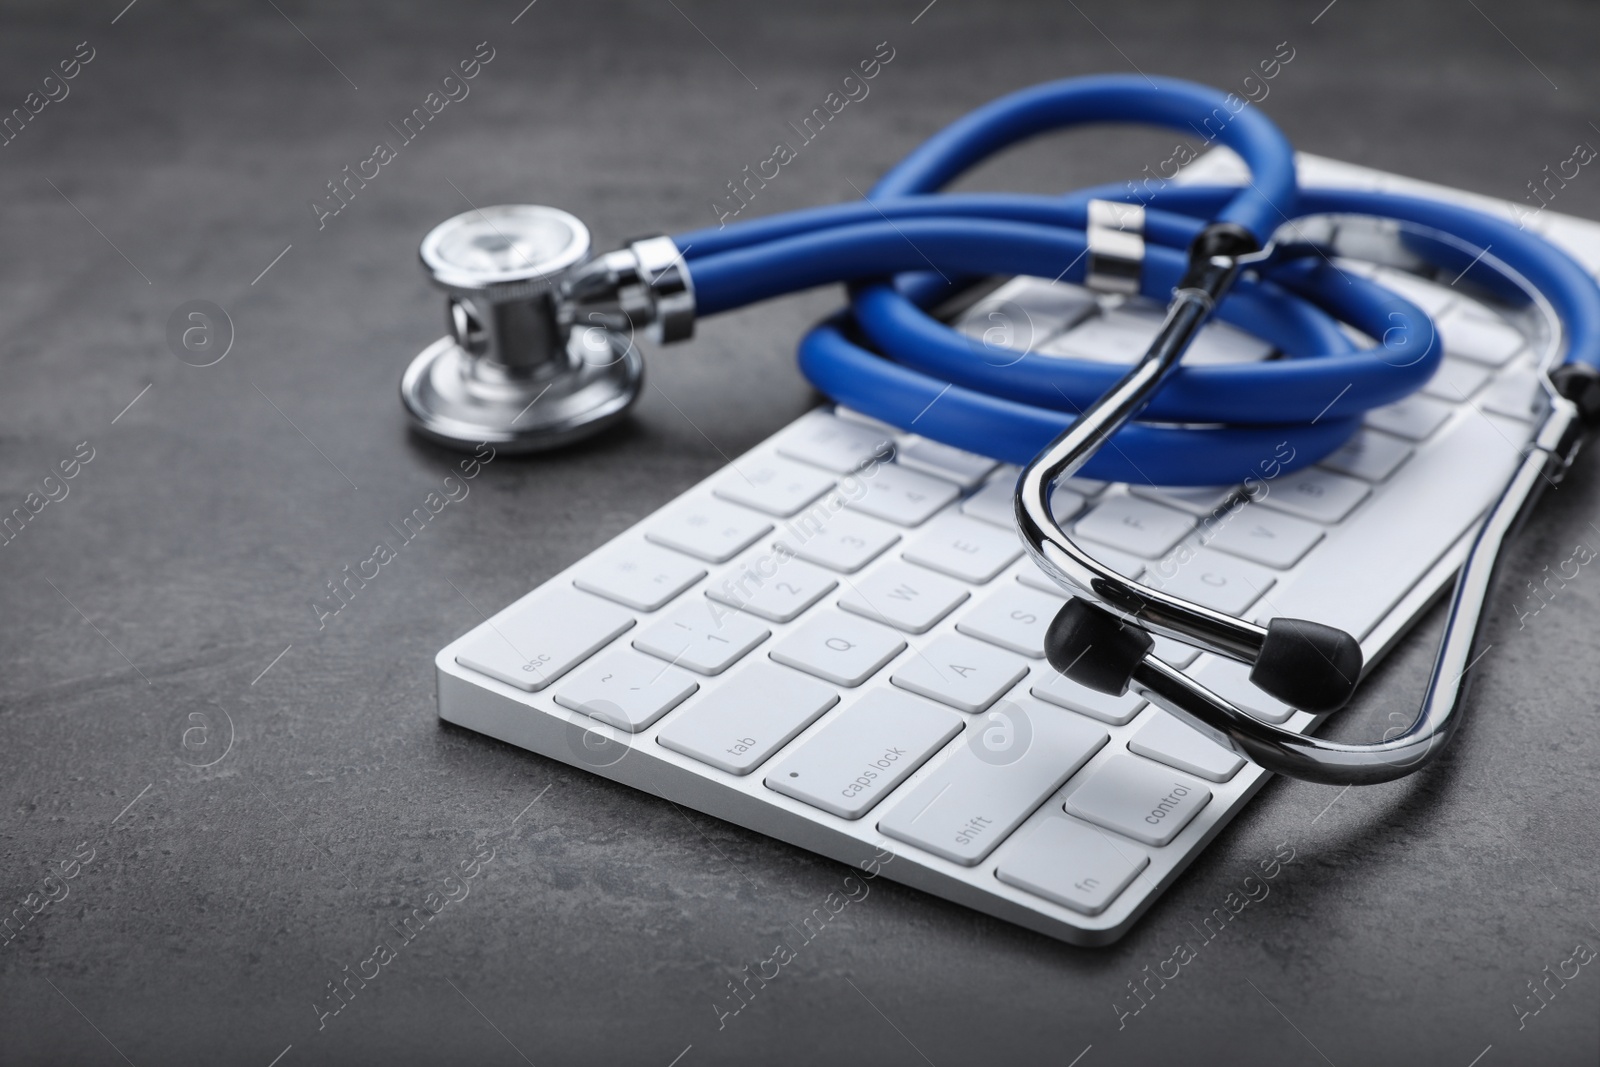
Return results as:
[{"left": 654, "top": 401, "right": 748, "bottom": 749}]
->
[{"left": 672, "top": 75, "right": 1600, "bottom": 484}]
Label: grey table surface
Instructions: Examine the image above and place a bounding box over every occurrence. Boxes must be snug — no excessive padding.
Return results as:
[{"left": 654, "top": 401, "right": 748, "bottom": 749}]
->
[{"left": 4, "top": 1, "right": 1600, "bottom": 1064}]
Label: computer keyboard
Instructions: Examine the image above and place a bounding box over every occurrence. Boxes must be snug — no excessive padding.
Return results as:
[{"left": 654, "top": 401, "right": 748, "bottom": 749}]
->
[{"left": 434, "top": 153, "right": 1600, "bottom": 945}]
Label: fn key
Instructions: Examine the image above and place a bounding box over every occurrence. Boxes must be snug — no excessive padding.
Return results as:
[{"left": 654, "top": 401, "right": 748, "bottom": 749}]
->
[{"left": 996, "top": 815, "right": 1150, "bottom": 916}]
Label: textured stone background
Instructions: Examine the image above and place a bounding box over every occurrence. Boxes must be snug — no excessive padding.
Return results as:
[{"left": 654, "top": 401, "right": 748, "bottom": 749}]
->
[{"left": 2, "top": 1, "right": 1599, "bottom": 1064}]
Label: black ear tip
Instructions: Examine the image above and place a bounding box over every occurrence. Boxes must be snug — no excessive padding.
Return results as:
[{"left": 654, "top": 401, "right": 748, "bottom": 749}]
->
[
  {"left": 1044, "top": 598, "right": 1154, "bottom": 696},
  {"left": 1249, "top": 617, "right": 1364, "bottom": 714}
]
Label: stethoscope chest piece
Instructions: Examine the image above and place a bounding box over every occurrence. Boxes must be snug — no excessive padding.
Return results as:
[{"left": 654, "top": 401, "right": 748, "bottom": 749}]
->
[{"left": 402, "top": 204, "right": 643, "bottom": 453}]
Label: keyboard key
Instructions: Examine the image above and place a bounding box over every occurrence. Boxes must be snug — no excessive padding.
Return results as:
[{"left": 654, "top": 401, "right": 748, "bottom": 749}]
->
[
  {"left": 705, "top": 554, "right": 837, "bottom": 623},
  {"left": 1064, "top": 754, "right": 1211, "bottom": 846},
  {"left": 896, "top": 437, "right": 997, "bottom": 488},
  {"left": 776, "top": 412, "right": 894, "bottom": 473},
  {"left": 956, "top": 585, "right": 1065, "bottom": 658},
  {"left": 1203, "top": 504, "right": 1323, "bottom": 569},
  {"left": 837, "top": 562, "right": 969, "bottom": 633},
  {"left": 1318, "top": 429, "right": 1413, "bottom": 482},
  {"left": 646, "top": 498, "right": 773, "bottom": 564},
  {"left": 1254, "top": 411, "right": 1528, "bottom": 642},
  {"left": 1128, "top": 710, "right": 1245, "bottom": 783},
  {"left": 1365, "top": 395, "right": 1454, "bottom": 441},
  {"left": 656, "top": 661, "right": 838, "bottom": 774},
  {"left": 572, "top": 542, "right": 707, "bottom": 612},
  {"left": 975, "top": 277, "right": 1098, "bottom": 334},
  {"left": 1371, "top": 267, "right": 1457, "bottom": 318},
  {"left": 961, "top": 479, "right": 1017, "bottom": 529},
  {"left": 1016, "top": 547, "right": 1145, "bottom": 595},
  {"left": 1031, "top": 669, "right": 1146, "bottom": 725},
  {"left": 1256, "top": 468, "right": 1370, "bottom": 523},
  {"left": 1439, "top": 305, "right": 1525, "bottom": 366},
  {"left": 961, "top": 479, "right": 1085, "bottom": 530},
  {"left": 768, "top": 610, "right": 906, "bottom": 687},
  {"left": 1478, "top": 368, "right": 1544, "bottom": 422},
  {"left": 878, "top": 700, "right": 1108, "bottom": 865},
  {"left": 1188, "top": 656, "right": 1293, "bottom": 724},
  {"left": 1152, "top": 635, "right": 1201, "bottom": 669},
  {"left": 765, "top": 689, "right": 963, "bottom": 819},
  {"left": 1130, "top": 483, "right": 1239, "bottom": 517},
  {"left": 1145, "top": 549, "right": 1276, "bottom": 616},
  {"left": 901, "top": 513, "right": 1022, "bottom": 583},
  {"left": 776, "top": 505, "right": 900, "bottom": 573},
  {"left": 1075, "top": 496, "right": 1197, "bottom": 559},
  {"left": 454, "top": 587, "right": 635, "bottom": 693},
  {"left": 1041, "top": 315, "right": 1154, "bottom": 364},
  {"left": 632, "top": 599, "right": 770, "bottom": 675},
  {"left": 1421, "top": 358, "right": 1493, "bottom": 402},
  {"left": 553, "top": 649, "right": 698, "bottom": 732},
  {"left": 890, "top": 633, "right": 1030, "bottom": 713},
  {"left": 713, "top": 457, "right": 836, "bottom": 517},
  {"left": 846, "top": 463, "right": 961, "bottom": 526},
  {"left": 996, "top": 815, "right": 1150, "bottom": 916}
]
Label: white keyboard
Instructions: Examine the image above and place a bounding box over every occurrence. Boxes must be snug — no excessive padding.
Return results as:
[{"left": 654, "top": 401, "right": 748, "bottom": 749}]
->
[{"left": 434, "top": 154, "right": 1600, "bottom": 945}]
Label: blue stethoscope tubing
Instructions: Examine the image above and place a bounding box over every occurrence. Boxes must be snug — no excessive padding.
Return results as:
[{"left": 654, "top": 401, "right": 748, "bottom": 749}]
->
[{"left": 672, "top": 75, "right": 1600, "bottom": 486}]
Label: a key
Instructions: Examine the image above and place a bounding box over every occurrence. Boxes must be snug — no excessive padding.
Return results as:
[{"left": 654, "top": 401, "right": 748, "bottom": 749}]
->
[
  {"left": 877, "top": 699, "right": 1108, "bottom": 865},
  {"left": 1152, "top": 635, "right": 1200, "bottom": 669},
  {"left": 572, "top": 542, "right": 707, "bottom": 612},
  {"left": 955, "top": 585, "right": 1063, "bottom": 658},
  {"left": 1478, "top": 368, "right": 1543, "bottom": 422},
  {"left": 995, "top": 815, "right": 1150, "bottom": 916},
  {"left": 655, "top": 661, "right": 838, "bottom": 774},
  {"left": 1187, "top": 655, "right": 1294, "bottom": 724},
  {"left": 1251, "top": 412, "right": 1528, "bottom": 642},
  {"left": 1130, "top": 483, "right": 1239, "bottom": 517},
  {"left": 1063, "top": 754, "right": 1212, "bottom": 847},
  {"left": 454, "top": 587, "right": 635, "bottom": 693},
  {"left": 1179, "top": 320, "right": 1275, "bottom": 365},
  {"left": 776, "top": 412, "right": 894, "bottom": 474},
  {"left": 1318, "top": 429, "right": 1413, "bottom": 482},
  {"left": 961, "top": 479, "right": 1084, "bottom": 529},
  {"left": 767, "top": 610, "right": 906, "bottom": 687},
  {"left": 972, "top": 277, "right": 1097, "bottom": 334},
  {"left": 646, "top": 497, "right": 774, "bottom": 564},
  {"left": 1255, "top": 467, "right": 1370, "bottom": 524},
  {"left": 775, "top": 505, "right": 900, "bottom": 573},
  {"left": 846, "top": 463, "right": 961, "bottom": 526},
  {"left": 1421, "top": 358, "right": 1493, "bottom": 402},
  {"left": 837, "top": 561, "right": 969, "bottom": 634},
  {"left": 704, "top": 553, "right": 837, "bottom": 623},
  {"left": 1439, "top": 305, "right": 1525, "bottom": 367},
  {"left": 1016, "top": 548, "right": 1145, "bottom": 594},
  {"left": 764, "top": 689, "right": 963, "bottom": 819},
  {"left": 896, "top": 437, "right": 998, "bottom": 488},
  {"left": 1042, "top": 315, "right": 1157, "bottom": 364},
  {"left": 1371, "top": 268, "right": 1458, "bottom": 318},
  {"left": 1145, "top": 549, "right": 1276, "bottom": 616},
  {"left": 890, "top": 633, "right": 1029, "bottom": 713},
  {"left": 1030, "top": 668, "right": 1147, "bottom": 725},
  {"left": 1202, "top": 504, "right": 1324, "bottom": 570},
  {"left": 631, "top": 599, "right": 770, "bottom": 676},
  {"left": 553, "top": 649, "right": 699, "bottom": 732},
  {"left": 713, "top": 457, "right": 836, "bottom": 517},
  {"left": 1128, "top": 710, "right": 1246, "bottom": 783},
  {"left": 1365, "top": 395, "right": 1454, "bottom": 441},
  {"left": 901, "top": 513, "right": 1022, "bottom": 584},
  {"left": 1074, "top": 495, "right": 1197, "bottom": 559}
]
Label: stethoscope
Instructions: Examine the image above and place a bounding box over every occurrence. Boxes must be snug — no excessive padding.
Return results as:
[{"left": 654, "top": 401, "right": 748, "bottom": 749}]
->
[{"left": 399, "top": 75, "right": 1600, "bottom": 786}]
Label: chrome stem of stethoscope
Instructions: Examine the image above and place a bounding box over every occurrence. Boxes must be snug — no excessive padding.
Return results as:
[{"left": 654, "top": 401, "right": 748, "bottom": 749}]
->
[
  {"left": 1128, "top": 393, "right": 1581, "bottom": 784},
  {"left": 1018, "top": 228, "right": 1590, "bottom": 785}
]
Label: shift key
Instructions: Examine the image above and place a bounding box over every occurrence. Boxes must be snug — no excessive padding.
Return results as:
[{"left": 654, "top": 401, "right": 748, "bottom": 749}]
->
[
  {"left": 765, "top": 690, "right": 963, "bottom": 819},
  {"left": 878, "top": 699, "right": 1107, "bottom": 865}
]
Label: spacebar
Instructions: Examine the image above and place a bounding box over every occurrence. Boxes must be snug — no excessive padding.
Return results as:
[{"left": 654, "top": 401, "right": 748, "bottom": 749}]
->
[{"left": 1253, "top": 413, "right": 1527, "bottom": 643}]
